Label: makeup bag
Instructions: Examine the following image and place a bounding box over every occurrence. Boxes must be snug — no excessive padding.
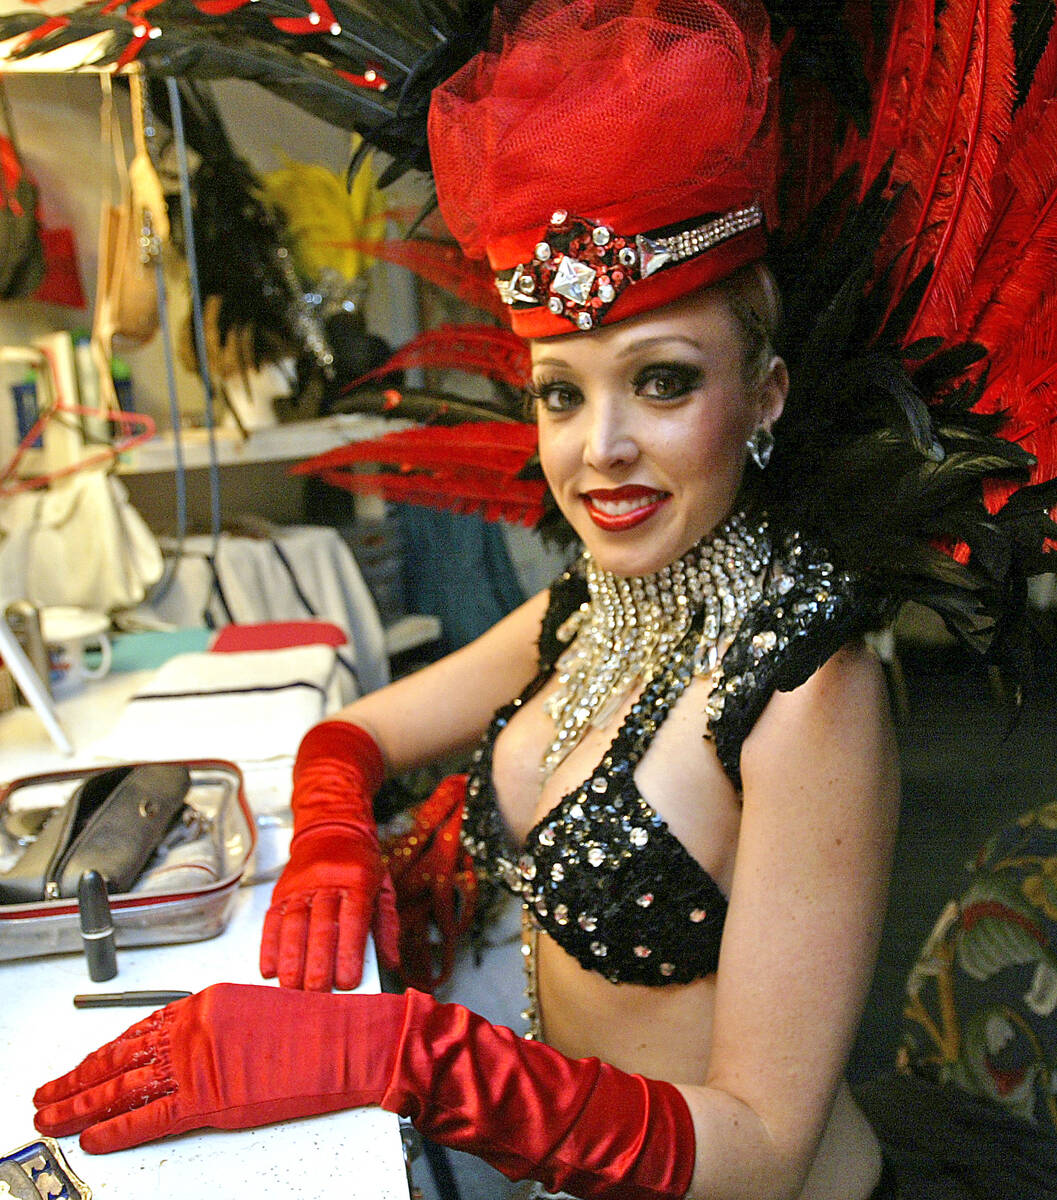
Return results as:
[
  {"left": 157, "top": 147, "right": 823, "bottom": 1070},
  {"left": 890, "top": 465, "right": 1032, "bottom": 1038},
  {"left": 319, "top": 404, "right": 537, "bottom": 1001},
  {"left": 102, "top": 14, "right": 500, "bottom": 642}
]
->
[
  {"left": 0, "top": 759, "right": 255, "bottom": 960},
  {"left": 0, "top": 762, "right": 190, "bottom": 903}
]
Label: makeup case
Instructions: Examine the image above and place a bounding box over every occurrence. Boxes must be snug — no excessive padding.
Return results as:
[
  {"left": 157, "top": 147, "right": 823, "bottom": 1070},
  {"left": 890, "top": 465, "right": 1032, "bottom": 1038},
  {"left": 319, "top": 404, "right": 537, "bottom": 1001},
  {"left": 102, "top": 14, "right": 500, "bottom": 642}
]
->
[{"left": 0, "top": 759, "right": 256, "bottom": 961}]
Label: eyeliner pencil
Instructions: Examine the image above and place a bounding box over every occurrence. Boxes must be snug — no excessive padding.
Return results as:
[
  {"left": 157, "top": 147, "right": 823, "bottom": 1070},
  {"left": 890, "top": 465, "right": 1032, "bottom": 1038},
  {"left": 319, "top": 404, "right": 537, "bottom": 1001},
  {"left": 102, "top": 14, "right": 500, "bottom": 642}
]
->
[{"left": 73, "top": 990, "right": 193, "bottom": 1008}]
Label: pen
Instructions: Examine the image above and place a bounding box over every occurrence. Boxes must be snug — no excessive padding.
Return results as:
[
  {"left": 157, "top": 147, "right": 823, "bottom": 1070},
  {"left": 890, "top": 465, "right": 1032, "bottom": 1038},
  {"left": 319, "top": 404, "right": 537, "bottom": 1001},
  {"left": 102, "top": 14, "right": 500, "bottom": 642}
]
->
[{"left": 73, "top": 990, "right": 193, "bottom": 1008}]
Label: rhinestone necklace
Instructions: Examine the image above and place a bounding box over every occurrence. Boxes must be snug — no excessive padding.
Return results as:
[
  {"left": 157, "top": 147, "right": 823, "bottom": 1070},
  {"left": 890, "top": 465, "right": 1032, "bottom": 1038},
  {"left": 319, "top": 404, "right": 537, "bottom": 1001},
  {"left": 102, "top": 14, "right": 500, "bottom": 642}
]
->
[{"left": 541, "top": 511, "right": 771, "bottom": 779}]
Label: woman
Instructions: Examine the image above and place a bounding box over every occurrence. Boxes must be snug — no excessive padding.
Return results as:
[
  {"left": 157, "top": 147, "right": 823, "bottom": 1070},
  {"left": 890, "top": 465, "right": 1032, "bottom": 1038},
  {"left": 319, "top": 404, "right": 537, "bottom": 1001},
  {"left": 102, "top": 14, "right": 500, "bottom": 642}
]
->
[
  {"left": 30, "top": 2, "right": 1057, "bottom": 1197},
  {"left": 33, "top": 279, "right": 896, "bottom": 1200}
]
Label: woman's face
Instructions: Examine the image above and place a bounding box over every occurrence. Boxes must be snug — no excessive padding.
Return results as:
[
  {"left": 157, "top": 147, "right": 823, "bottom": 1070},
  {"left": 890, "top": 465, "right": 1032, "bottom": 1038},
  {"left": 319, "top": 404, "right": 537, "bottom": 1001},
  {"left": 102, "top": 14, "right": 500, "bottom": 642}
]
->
[{"left": 531, "top": 287, "right": 787, "bottom": 578}]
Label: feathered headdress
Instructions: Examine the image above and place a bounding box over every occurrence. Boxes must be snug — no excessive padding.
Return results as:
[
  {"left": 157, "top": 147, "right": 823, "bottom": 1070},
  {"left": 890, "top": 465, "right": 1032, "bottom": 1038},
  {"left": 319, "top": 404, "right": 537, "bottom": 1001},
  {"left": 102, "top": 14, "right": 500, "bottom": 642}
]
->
[
  {"left": 0, "top": 0, "right": 494, "bottom": 185},
  {"left": 315, "top": 0, "right": 1057, "bottom": 667}
]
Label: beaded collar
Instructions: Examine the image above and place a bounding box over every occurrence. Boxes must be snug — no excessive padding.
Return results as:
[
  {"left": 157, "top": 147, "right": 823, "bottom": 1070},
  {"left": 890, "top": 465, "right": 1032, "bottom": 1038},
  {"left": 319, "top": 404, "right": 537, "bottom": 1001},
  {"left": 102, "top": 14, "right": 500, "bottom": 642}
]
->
[{"left": 541, "top": 511, "right": 772, "bottom": 779}]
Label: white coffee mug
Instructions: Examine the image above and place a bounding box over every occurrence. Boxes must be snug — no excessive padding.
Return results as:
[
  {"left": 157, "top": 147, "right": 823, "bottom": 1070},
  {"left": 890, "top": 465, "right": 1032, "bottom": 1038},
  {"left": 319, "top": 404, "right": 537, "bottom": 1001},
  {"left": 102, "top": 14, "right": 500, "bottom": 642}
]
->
[{"left": 40, "top": 607, "right": 112, "bottom": 697}]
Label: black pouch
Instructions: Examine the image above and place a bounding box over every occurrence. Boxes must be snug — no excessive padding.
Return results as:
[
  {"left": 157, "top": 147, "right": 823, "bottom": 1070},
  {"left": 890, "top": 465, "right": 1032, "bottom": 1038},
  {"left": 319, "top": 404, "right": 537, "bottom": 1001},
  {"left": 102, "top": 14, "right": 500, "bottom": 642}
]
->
[{"left": 0, "top": 763, "right": 190, "bottom": 903}]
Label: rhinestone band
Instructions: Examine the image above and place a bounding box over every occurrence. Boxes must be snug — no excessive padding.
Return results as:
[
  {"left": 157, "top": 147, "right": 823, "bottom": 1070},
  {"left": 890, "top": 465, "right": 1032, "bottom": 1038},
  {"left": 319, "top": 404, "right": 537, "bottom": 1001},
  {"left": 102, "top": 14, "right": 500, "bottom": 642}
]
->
[
  {"left": 495, "top": 202, "right": 764, "bottom": 330},
  {"left": 520, "top": 905, "right": 542, "bottom": 1040},
  {"left": 638, "top": 203, "right": 763, "bottom": 276},
  {"left": 541, "top": 512, "right": 771, "bottom": 779}
]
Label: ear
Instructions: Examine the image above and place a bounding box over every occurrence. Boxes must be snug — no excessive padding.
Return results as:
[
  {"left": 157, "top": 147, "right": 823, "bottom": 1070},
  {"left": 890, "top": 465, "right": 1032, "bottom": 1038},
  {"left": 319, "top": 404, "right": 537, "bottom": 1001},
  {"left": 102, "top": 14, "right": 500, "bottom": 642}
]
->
[{"left": 756, "top": 355, "right": 788, "bottom": 430}]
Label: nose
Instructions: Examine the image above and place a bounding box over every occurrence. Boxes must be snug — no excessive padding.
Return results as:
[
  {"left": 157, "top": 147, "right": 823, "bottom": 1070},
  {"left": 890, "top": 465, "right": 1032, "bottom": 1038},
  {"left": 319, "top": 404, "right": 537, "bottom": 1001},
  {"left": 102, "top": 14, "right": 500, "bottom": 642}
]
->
[{"left": 582, "top": 396, "right": 638, "bottom": 470}]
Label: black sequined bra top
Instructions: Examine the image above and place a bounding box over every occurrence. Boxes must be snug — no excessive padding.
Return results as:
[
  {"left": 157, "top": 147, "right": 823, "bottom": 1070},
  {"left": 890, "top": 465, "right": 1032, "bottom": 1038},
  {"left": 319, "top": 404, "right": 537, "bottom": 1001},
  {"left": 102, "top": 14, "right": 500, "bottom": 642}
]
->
[
  {"left": 461, "top": 530, "right": 876, "bottom": 987},
  {"left": 462, "top": 641, "right": 729, "bottom": 986}
]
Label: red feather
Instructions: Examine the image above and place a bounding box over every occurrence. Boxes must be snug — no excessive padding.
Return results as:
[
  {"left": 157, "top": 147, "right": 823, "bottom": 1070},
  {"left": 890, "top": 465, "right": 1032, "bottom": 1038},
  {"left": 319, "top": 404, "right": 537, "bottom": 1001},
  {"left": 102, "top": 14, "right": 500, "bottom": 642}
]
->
[
  {"left": 346, "top": 324, "right": 530, "bottom": 392},
  {"left": 880, "top": 0, "right": 1015, "bottom": 342},
  {"left": 271, "top": 0, "right": 338, "bottom": 35},
  {"left": 290, "top": 422, "right": 544, "bottom": 526},
  {"left": 340, "top": 237, "right": 509, "bottom": 321},
  {"left": 975, "top": 287, "right": 1057, "bottom": 514},
  {"left": 957, "top": 41, "right": 1057, "bottom": 352},
  {"left": 856, "top": 0, "right": 936, "bottom": 195},
  {"left": 977, "top": 290, "right": 1057, "bottom": 438},
  {"left": 192, "top": 0, "right": 251, "bottom": 15}
]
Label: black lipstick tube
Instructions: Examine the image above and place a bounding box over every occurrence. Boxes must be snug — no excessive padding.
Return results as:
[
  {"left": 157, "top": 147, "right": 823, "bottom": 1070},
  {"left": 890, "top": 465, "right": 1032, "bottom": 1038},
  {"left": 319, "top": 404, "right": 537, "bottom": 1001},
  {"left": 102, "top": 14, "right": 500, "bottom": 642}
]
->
[{"left": 78, "top": 869, "right": 117, "bottom": 982}]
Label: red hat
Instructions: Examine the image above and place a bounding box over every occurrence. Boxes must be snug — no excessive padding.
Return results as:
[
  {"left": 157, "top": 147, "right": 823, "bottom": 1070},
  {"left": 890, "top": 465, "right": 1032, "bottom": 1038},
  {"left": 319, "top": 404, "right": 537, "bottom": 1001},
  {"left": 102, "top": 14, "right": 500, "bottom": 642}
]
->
[{"left": 428, "top": 0, "right": 779, "bottom": 338}]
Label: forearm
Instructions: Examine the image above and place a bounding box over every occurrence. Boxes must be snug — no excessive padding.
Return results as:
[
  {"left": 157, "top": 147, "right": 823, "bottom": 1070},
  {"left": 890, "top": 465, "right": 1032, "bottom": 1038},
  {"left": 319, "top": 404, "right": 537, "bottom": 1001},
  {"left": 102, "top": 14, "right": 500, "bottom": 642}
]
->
[
  {"left": 679, "top": 1086, "right": 804, "bottom": 1200},
  {"left": 330, "top": 589, "right": 549, "bottom": 774}
]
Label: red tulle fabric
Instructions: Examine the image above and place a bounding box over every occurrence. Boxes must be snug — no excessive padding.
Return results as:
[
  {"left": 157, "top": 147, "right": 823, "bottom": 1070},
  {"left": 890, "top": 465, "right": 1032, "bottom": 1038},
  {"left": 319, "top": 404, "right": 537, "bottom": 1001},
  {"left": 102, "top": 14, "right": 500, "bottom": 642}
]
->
[{"left": 428, "top": 0, "right": 778, "bottom": 327}]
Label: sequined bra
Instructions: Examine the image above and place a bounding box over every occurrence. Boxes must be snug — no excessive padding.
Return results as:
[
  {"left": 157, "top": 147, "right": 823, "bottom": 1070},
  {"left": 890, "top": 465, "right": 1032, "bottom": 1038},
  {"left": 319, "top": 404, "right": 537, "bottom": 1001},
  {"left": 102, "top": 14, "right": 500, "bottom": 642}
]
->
[
  {"left": 463, "top": 635, "right": 730, "bottom": 986},
  {"left": 461, "top": 528, "right": 878, "bottom": 987}
]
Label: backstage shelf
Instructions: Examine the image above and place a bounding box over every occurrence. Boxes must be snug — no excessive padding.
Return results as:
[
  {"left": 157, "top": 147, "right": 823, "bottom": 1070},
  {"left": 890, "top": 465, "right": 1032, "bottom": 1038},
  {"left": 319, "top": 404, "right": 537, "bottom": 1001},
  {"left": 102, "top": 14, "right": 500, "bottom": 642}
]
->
[{"left": 116, "top": 411, "right": 413, "bottom": 474}]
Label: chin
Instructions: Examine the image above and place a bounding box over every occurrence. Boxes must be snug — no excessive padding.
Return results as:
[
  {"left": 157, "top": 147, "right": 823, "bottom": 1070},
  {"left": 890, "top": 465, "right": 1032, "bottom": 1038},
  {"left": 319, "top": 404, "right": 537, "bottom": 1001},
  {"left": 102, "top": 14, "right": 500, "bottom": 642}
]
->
[
  {"left": 587, "top": 509, "right": 752, "bottom": 577},
  {"left": 579, "top": 529, "right": 699, "bottom": 578}
]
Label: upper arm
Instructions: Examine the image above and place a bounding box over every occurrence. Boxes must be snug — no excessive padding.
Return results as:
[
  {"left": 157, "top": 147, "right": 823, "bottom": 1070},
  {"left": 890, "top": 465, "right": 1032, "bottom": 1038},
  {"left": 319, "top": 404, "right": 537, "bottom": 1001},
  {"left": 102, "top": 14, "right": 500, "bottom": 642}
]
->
[
  {"left": 684, "top": 642, "right": 900, "bottom": 1199},
  {"left": 332, "top": 589, "right": 551, "bottom": 774}
]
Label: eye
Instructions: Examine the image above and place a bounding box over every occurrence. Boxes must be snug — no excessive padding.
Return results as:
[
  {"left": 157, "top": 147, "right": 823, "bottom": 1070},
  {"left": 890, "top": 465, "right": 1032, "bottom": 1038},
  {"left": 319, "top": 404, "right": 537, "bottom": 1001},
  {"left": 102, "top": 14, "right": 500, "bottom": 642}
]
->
[
  {"left": 634, "top": 363, "right": 702, "bottom": 402},
  {"left": 529, "top": 378, "right": 582, "bottom": 413}
]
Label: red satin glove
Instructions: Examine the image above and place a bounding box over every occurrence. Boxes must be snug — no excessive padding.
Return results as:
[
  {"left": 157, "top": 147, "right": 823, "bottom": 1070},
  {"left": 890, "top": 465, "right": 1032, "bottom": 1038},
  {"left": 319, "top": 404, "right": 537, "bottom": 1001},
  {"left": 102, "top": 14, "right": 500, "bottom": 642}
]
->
[
  {"left": 34, "top": 985, "right": 695, "bottom": 1200},
  {"left": 260, "top": 721, "right": 399, "bottom": 991}
]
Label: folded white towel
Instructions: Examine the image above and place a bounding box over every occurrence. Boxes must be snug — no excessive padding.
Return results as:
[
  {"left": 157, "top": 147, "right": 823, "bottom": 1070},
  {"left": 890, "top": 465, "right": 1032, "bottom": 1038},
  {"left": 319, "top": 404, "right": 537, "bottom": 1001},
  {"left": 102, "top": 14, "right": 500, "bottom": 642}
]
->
[{"left": 92, "top": 644, "right": 339, "bottom": 765}]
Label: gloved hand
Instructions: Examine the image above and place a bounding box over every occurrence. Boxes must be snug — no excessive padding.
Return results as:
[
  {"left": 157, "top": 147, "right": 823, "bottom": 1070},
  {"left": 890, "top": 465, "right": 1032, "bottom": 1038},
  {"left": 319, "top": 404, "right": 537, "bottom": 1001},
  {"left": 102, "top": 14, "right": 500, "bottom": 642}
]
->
[
  {"left": 34, "top": 984, "right": 695, "bottom": 1200},
  {"left": 260, "top": 721, "right": 400, "bottom": 991}
]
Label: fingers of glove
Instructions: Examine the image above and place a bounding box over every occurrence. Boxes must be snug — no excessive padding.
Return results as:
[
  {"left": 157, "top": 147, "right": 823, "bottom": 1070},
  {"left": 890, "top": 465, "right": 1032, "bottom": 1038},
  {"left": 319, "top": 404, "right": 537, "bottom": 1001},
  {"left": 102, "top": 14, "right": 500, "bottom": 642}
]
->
[
  {"left": 330, "top": 888, "right": 373, "bottom": 991},
  {"left": 34, "top": 1016, "right": 163, "bottom": 1107},
  {"left": 259, "top": 903, "right": 285, "bottom": 979},
  {"left": 373, "top": 873, "right": 402, "bottom": 973},
  {"left": 302, "top": 889, "right": 345, "bottom": 992},
  {"left": 273, "top": 899, "right": 313, "bottom": 989},
  {"left": 79, "top": 1092, "right": 188, "bottom": 1155},
  {"left": 35, "top": 1060, "right": 173, "bottom": 1140}
]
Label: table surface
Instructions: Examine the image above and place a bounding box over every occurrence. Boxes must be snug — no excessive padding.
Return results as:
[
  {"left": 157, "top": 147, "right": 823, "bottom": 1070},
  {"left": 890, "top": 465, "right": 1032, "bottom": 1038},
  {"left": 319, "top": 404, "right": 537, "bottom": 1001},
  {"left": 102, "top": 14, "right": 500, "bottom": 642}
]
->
[{"left": 0, "top": 671, "right": 409, "bottom": 1200}]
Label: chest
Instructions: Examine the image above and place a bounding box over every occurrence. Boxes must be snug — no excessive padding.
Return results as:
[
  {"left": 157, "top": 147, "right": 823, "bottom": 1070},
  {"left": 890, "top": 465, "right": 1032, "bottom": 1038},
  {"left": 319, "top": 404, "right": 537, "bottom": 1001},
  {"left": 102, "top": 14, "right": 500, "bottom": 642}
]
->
[{"left": 490, "top": 671, "right": 742, "bottom": 896}]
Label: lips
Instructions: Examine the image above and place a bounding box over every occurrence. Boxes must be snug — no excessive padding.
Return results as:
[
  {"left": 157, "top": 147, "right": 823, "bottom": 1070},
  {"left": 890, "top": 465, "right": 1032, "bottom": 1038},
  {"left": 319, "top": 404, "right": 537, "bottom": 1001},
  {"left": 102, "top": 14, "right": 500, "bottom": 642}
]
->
[{"left": 581, "top": 486, "right": 670, "bottom": 531}]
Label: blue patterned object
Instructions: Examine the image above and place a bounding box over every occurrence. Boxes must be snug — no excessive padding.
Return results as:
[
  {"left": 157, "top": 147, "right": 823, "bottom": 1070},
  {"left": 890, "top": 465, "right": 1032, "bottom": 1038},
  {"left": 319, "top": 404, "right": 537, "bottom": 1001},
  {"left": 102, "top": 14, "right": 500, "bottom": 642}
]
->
[{"left": 0, "top": 1139, "right": 91, "bottom": 1199}]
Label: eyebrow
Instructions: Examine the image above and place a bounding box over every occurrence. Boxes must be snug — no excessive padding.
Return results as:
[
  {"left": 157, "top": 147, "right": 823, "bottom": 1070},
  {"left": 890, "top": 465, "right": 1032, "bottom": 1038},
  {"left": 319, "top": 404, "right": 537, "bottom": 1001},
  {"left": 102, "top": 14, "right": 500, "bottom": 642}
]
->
[{"left": 532, "top": 335, "right": 704, "bottom": 372}]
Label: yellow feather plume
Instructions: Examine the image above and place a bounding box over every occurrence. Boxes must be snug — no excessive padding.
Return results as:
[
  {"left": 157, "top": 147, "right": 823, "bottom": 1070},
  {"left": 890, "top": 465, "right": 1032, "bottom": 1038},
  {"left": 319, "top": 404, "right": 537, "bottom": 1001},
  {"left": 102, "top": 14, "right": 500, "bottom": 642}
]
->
[{"left": 260, "top": 142, "right": 387, "bottom": 284}]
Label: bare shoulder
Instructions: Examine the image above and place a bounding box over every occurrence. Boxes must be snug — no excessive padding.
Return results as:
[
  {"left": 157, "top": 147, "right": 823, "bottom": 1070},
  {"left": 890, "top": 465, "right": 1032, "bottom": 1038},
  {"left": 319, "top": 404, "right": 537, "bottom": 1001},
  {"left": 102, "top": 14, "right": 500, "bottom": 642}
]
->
[
  {"left": 744, "top": 639, "right": 893, "bottom": 761},
  {"left": 739, "top": 638, "right": 899, "bottom": 821}
]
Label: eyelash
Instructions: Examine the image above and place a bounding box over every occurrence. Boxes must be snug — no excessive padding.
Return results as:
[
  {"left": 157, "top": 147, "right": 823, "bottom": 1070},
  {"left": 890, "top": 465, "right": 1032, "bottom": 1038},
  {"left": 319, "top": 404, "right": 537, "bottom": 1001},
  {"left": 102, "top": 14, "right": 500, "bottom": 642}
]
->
[
  {"left": 527, "top": 377, "right": 581, "bottom": 412},
  {"left": 633, "top": 363, "right": 702, "bottom": 401},
  {"left": 528, "top": 363, "right": 702, "bottom": 413}
]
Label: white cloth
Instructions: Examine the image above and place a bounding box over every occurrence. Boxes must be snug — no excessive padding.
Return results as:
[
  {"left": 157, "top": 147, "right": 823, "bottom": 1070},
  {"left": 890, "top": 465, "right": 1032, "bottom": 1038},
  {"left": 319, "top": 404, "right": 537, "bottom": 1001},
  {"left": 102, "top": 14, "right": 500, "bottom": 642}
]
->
[
  {"left": 144, "top": 525, "right": 389, "bottom": 700},
  {"left": 92, "top": 643, "right": 340, "bottom": 765},
  {"left": 0, "top": 472, "right": 163, "bottom": 613}
]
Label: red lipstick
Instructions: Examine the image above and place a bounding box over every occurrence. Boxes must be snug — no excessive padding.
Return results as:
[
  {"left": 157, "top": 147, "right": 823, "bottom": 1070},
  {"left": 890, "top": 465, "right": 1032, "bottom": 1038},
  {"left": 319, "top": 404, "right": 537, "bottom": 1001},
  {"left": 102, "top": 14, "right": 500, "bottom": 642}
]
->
[{"left": 582, "top": 486, "right": 669, "bottom": 531}]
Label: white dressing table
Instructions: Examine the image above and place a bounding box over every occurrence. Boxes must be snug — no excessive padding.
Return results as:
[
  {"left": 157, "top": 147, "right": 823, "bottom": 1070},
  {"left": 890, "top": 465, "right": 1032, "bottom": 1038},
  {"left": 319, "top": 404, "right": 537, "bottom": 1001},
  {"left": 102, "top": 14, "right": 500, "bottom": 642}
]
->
[{"left": 0, "top": 667, "right": 409, "bottom": 1199}]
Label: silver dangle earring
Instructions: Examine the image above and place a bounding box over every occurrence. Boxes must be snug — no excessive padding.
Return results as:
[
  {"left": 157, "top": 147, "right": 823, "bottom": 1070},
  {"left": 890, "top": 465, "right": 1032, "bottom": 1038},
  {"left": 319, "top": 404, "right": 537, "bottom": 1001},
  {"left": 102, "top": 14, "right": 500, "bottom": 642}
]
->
[{"left": 746, "top": 426, "right": 775, "bottom": 470}]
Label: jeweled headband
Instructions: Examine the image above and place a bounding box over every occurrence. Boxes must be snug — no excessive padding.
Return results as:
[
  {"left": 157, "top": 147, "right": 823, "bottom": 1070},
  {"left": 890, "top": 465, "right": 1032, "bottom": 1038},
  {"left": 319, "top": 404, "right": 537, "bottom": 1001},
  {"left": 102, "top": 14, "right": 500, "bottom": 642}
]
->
[{"left": 494, "top": 203, "right": 765, "bottom": 333}]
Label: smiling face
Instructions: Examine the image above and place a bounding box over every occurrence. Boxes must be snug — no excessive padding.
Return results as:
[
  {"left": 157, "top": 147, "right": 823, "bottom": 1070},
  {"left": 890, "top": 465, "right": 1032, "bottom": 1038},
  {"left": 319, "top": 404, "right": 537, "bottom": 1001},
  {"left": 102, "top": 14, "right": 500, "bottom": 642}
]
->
[{"left": 531, "top": 284, "right": 787, "bottom": 578}]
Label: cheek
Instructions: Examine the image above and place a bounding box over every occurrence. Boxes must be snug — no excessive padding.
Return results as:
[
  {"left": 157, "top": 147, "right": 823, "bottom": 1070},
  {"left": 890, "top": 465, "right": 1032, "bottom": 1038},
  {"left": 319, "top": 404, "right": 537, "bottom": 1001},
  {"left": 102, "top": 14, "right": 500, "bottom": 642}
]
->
[
  {"left": 536, "top": 425, "right": 570, "bottom": 492},
  {"left": 671, "top": 410, "right": 750, "bottom": 482}
]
